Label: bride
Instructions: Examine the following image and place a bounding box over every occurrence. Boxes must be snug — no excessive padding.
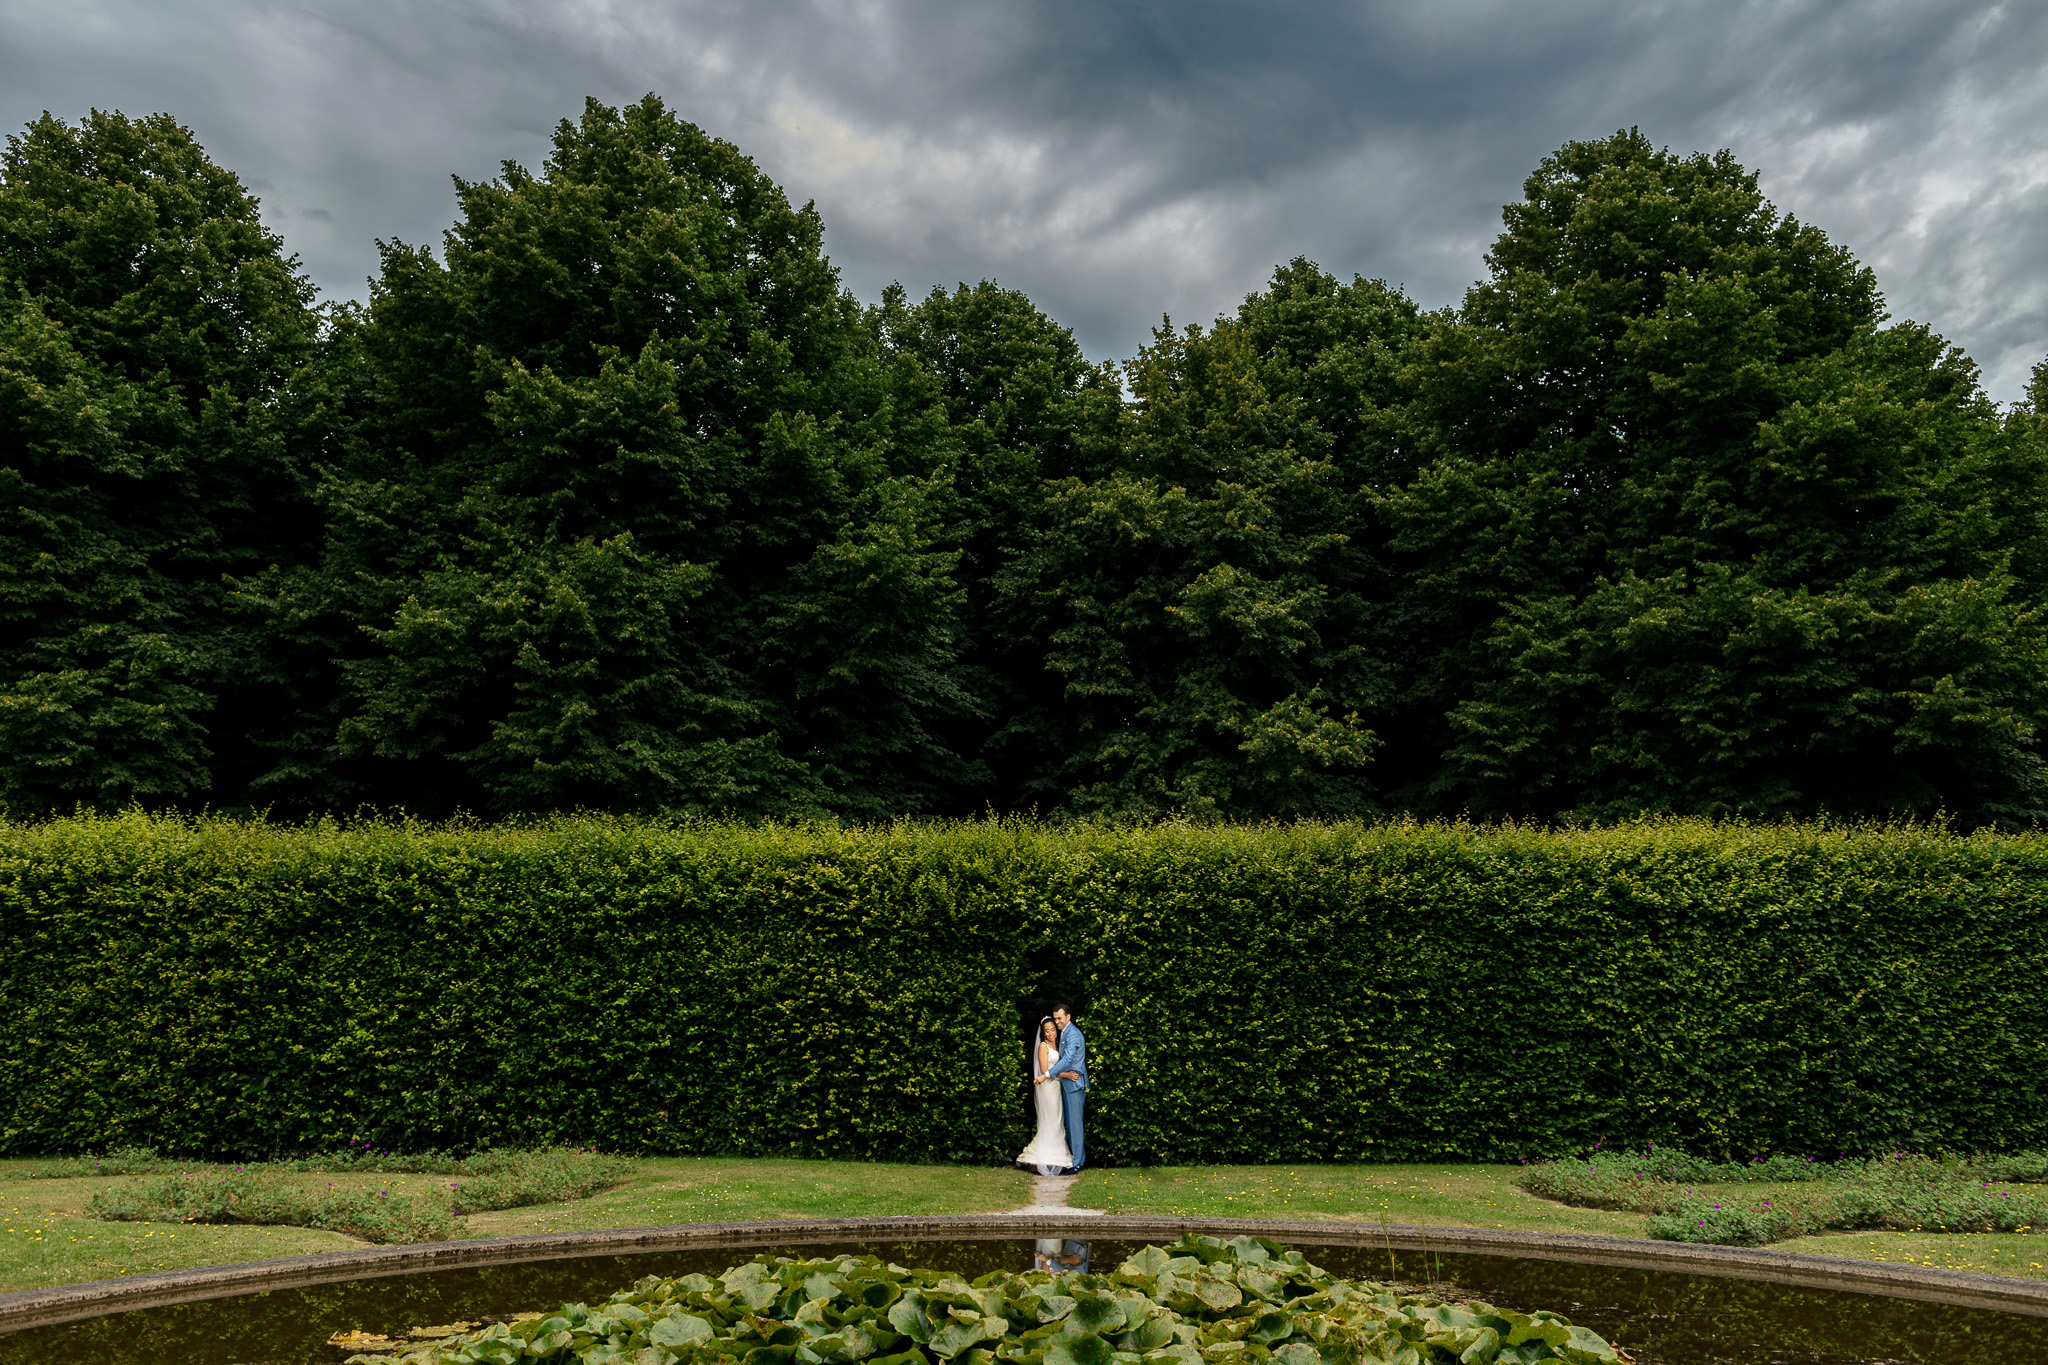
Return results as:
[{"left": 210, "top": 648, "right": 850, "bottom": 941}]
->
[{"left": 1015, "top": 1017, "right": 1072, "bottom": 1175}]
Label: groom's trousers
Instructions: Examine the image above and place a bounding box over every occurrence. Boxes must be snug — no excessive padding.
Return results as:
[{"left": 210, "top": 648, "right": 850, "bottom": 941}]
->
[{"left": 1061, "top": 1086, "right": 1085, "bottom": 1170}]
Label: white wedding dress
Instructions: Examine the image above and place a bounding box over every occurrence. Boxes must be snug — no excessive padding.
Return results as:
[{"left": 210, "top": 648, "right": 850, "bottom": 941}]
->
[{"left": 1016, "top": 1039, "right": 1072, "bottom": 1174}]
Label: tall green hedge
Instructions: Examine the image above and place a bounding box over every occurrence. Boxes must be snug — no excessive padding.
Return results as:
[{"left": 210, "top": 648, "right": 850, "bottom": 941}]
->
[{"left": 1, "top": 814, "right": 2043, "bottom": 1163}]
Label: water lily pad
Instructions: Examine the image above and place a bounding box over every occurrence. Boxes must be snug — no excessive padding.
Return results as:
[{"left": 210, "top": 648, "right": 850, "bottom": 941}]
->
[
  {"left": 328, "top": 1329, "right": 399, "bottom": 1350},
  {"left": 889, "top": 1295, "right": 936, "bottom": 1344},
  {"left": 1190, "top": 1274, "right": 1242, "bottom": 1313},
  {"left": 1066, "top": 1295, "right": 1127, "bottom": 1336},
  {"left": 339, "top": 1240, "right": 1622, "bottom": 1365},
  {"left": 1047, "top": 1333, "right": 1121, "bottom": 1365},
  {"left": 1224, "top": 1238, "right": 1272, "bottom": 1264},
  {"left": 1121, "top": 1247, "right": 1175, "bottom": 1278},
  {"left": 651, "top": 1312, "right": 715, "bottom": 1347}
]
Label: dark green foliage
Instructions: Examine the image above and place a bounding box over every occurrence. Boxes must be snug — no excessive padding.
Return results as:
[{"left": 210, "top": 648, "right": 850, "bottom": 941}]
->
[
  {"left": 2, "top": 105, "right": 2042, "bottom": 825},
  {"left": 0, "top": 110, "right": 321, "bottom": 810},
  {"left": 876, "top": 280, "right": 1117, "bottom": 799},
  {"left": 266, "top": 96, "right": 974, "bottom": 817},
  {"left": 1005, "top": 264, "right": 1422, "bottom": 817},
  {"left": 1379, "top": 129, "right": 2048, "bottom": 822},
  {"left": 3, "top": 814, "right": 2044, "bottom": 1164},
  {"left": 0, "top": 813, "right": 1030, "bottom": 1159}
]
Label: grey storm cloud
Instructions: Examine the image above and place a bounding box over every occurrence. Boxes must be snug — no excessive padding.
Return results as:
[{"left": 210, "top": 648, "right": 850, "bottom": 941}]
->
[{"left": 4, "top": 0, "right": 2044, "bottom": 400}]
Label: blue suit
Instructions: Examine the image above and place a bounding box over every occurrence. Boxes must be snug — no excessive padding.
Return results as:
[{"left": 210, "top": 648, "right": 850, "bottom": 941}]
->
[{"left": 1050, "top": 1022, "right": 1088, "bottom": 1170}]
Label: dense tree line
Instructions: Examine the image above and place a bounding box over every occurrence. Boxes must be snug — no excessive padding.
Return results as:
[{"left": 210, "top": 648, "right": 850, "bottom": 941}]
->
[{"left": 4, "top": 97, "right": 2045, "bottom": 823}]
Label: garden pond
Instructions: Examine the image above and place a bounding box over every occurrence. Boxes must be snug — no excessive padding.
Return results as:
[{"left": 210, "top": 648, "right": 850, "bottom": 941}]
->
[{"left": 0, "top": 1237, "right": 2036, "bottom": 1365}]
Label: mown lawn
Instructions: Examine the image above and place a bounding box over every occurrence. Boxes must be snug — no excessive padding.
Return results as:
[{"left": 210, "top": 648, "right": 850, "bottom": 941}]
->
[
  {"left": 2, "top": 1174, "right": 358, "bottom": 1293},
  {"left": 1072, "top": 1164, "right": 1644, "bottom": 1235},
  {"left": 1774, "top": 1229, "right": 2048, "bottom": 1281},
  {"left": 460, "top": 1158, "right": 1033, "bottom": 1237},
  {"left": 0, "top": 1159, "right": 1031, "bottom": 1293},
  {"left": 1071, "top": 1164, "right": 2048, "bottom": 1281},
  {"left": 3, "top": 1158, "right": 2042, "bottom": 1294}
]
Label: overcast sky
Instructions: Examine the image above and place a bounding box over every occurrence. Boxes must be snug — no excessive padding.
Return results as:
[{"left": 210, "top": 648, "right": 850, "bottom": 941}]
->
[{"left": 4, "top": 0, "right": 2044, "bottom": 401}]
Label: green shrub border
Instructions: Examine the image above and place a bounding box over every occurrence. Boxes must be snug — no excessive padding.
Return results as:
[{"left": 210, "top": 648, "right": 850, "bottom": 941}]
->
[{"left": 2, "top": 814, "right": 2043, "bottom": 1163}]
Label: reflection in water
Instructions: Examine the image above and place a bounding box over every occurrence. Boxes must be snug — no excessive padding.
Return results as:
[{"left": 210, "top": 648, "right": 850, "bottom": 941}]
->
[{"left": 1032, "top": 1239, "right": 1091, "bottom": 1274}]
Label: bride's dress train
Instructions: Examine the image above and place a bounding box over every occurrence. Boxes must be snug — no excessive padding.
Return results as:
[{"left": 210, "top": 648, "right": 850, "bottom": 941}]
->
[{"left": 1016, "top": 1054, "right": 1071, "bottom": 1175}]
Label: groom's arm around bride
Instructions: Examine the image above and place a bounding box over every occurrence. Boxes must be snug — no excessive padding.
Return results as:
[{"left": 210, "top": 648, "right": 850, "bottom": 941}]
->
[
  {"left": 1050, "top": 1019, "right": 1086, "bottom": 1090},
  {"left": 1050, "top": 1004, "right": 1088, "bottom": 1173}
]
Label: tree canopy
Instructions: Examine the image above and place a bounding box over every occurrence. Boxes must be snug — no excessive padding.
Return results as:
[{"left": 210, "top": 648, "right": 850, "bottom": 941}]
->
[
  {"left": 0, "top": 110, "right": 319, "bottom": 808},
  {"left": 1380, "top": 131, "right": 2048, "bottom": 821},
  {"left": 265, "top": 96, "right": 974, "bottom": 817},
  {"left": 3, "top": 108, "right": 2043, "bottom": 823}
]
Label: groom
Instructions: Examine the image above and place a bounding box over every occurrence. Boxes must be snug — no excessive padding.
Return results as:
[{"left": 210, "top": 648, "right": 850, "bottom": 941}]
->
[{"left": 1049, "top": 1003, "right": 1088, "bottom": 1173}]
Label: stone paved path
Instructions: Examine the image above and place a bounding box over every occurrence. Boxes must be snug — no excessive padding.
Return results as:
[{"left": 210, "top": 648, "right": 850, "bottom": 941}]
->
[{"left": 1011, "top": 1171, "right": 1105, "bottom": 1216}]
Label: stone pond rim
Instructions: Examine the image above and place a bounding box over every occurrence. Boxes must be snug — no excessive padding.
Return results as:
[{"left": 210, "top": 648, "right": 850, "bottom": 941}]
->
[{"left": 1, "top": 1215, "right": 2043, "bottom": 1334}]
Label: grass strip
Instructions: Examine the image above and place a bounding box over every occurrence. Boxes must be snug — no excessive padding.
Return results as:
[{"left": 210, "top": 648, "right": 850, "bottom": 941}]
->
[{"left": 1521, "top": 1150, "right": 2048, "bottom": 1246}]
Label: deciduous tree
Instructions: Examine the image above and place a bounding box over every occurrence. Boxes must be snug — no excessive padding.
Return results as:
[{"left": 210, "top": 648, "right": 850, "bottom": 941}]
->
[
  {"left": 0, "top": 111, "right": 319, "bottom": 810},
  {"left": 1382, "top": 130, "right": 2048, "bottom": 820},
  {"left": 1007, "top": 262, "right": 1421, "bottom": 816},
  {"left": 277, "top": 96, "right": 972, "bottom": 815}
]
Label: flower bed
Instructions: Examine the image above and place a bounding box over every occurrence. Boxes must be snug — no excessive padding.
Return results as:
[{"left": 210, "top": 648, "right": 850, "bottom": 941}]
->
[{"left": 82, "top": 1147, "right": 633, "bottom": 1244}]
